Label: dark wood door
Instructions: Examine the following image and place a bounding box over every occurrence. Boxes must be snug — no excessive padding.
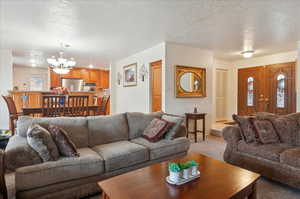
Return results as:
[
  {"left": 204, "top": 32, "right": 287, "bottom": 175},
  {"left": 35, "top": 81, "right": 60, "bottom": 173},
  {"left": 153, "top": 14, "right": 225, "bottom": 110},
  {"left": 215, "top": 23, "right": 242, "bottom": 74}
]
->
[
  {"left": 238, "top": 62, "right": 296, "bottom": 115},
  {"left": 151, "top": 60, "right": 162, "bottom": 112},
  {"left": 265, "top": 62, "right": 296, "bottom": 114},
  {"left": 238, "top": 66, "right": 265, "bottom": 115}
]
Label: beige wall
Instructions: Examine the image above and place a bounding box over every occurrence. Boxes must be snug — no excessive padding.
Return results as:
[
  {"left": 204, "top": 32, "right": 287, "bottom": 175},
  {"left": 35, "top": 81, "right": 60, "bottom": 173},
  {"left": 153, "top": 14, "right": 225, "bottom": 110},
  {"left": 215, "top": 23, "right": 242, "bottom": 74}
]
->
[{"left": 13, "top": 65, "right": 49, "bottom": 91}]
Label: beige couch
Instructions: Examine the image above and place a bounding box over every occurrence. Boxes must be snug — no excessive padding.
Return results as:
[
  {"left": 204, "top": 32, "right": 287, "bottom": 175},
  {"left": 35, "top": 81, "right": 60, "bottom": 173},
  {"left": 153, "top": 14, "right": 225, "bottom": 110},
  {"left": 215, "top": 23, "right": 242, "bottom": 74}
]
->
[{"left": 5, "top": 112, "right": 190, "bottom": 199}]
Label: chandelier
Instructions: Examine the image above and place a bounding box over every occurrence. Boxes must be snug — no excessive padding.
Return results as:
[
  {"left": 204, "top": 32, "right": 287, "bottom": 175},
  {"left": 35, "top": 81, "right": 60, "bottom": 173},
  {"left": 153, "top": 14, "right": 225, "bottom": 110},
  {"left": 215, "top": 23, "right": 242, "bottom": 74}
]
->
[{"left": 47, "top": 44, "right": 76, "bottom": 74}]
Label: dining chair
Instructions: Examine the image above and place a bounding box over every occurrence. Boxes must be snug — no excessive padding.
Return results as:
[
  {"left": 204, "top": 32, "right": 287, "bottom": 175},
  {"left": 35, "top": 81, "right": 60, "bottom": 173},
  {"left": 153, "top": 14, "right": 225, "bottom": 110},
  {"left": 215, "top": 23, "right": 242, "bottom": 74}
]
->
[
  {"left": 66, "top": 95, "right": 89, "bottom": 116},
  {"left": 0, "top": 149, "right": 7, "bottom": 199},
  {"left": 2, "top": 95, "right": 22, "bottom": 135},
  {"left": 98, "top": 95, "right": 110, "bottom": 115},
  {"left": 42, "top": 95, "right": 66, "bottom": 117}
]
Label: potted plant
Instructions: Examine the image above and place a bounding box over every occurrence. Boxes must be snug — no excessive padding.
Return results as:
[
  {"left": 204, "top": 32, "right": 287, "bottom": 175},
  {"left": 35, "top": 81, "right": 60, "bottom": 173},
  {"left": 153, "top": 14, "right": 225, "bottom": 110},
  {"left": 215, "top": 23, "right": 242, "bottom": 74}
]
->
[
  {"left": 186, "top": 160, "right": 199, "bottom": 176},
  {"left": 168, "top": 162, "right": 181, "bottom": 183},
  {"left": 179, "top": 162, "right": 190, "bottom": 179}
]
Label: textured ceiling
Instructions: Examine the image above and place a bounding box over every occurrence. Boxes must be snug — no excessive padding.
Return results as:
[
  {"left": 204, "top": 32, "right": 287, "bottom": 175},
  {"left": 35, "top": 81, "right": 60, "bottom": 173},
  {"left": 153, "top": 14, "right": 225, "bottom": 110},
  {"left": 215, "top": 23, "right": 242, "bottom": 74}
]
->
[{"left": 0, "top": 0, "right": 300, "bottom": 68}]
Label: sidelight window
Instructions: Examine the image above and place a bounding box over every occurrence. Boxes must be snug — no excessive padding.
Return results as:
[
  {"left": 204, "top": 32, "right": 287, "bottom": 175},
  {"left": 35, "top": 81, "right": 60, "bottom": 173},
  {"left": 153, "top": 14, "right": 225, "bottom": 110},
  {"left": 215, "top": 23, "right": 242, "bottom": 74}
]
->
[
  {"left": 247, "top": 77, "right": 254, "bottom": 106},
  {"left": 277, "top": 74, "right": 285, "bottom": 108}
]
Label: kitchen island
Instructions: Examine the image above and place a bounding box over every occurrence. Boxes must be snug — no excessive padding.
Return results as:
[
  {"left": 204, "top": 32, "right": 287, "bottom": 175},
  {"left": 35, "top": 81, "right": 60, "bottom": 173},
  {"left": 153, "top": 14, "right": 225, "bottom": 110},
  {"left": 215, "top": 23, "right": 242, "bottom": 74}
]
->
[{"left": 9, "top": 91, "right": 97, "bottom": 112}]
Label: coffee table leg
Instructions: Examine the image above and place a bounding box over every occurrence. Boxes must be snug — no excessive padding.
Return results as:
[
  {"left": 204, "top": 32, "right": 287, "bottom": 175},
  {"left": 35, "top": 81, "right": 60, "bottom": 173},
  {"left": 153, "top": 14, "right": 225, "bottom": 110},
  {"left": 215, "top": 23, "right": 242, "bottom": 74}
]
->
[
  {"left": 248, "top": 183, "right": 257, "bottom": 199},
  {"left": 102, "top": 192, "right": 110, "bottom": 199}
]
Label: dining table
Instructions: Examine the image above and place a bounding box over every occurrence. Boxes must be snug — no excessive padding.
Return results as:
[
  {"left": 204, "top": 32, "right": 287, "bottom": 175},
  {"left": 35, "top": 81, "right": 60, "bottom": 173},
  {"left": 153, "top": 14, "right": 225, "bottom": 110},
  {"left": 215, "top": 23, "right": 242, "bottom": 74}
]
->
[{"left": 22, "top": 105, "right": 99, "bottom": 116}]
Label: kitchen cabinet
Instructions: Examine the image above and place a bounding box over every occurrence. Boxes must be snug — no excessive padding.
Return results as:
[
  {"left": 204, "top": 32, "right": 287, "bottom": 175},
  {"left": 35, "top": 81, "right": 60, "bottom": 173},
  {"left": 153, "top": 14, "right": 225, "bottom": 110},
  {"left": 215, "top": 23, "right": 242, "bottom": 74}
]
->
[
  {"left": 99, "top": 70, "right": 109, "bottom": 88},
  {"left": 50, "top": 67, "right": 109, "bottom": 89}
]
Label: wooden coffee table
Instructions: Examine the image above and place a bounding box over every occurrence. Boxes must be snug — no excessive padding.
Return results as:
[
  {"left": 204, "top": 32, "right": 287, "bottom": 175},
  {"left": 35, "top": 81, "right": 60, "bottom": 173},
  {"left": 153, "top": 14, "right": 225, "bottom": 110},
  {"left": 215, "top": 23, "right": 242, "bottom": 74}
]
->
[{"left": 98, "top": 154, "right": 260, "bottom": 199}]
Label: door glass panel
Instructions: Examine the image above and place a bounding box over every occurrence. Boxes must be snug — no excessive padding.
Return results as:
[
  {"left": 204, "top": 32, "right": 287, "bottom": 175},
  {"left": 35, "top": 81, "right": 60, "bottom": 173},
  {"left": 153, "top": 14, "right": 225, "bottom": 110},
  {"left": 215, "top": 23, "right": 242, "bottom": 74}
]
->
[
  {"left": 277, "top": 74, "right": 285, "bottom": 108},
  {"left": 247, "top": 77, "right": 254, "bottom": 106}
]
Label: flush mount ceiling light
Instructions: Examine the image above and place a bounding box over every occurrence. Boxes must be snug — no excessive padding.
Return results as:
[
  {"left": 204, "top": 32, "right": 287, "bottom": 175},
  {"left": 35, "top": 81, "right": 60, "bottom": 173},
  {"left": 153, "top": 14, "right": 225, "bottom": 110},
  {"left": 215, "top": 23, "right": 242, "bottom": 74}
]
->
[{"left": 241, "top": 50, "right": 254, "bottom": 58}]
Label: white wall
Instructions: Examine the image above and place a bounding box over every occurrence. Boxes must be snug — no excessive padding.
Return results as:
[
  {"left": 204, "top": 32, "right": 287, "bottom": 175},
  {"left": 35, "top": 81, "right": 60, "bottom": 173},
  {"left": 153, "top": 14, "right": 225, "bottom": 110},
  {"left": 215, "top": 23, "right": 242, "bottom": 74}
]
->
[
  {"left": 13, "top": 65, "right": 49, "bottom": 91},
  {"left": 0, "top": 49, "right": 13, "bottom": 129},
  {"left": 234, "top": 51, "right": 297, "bottom": 68},
  {"left": 165, "top": 43, "right": 214, "bottom": 131},
  {"left": 111, "top": 42, "right": 166, "bottom": 113},
  {"left": 297, "top": 43, "right": 300, "bottom": 112}
]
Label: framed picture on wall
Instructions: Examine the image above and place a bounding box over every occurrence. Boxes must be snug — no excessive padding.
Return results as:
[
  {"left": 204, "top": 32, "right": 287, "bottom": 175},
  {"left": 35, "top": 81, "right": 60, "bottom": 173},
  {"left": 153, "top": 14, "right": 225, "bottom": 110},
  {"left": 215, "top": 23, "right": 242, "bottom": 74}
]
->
[{"left": 123, "top": 63, "right": 137, "bottom": 87}]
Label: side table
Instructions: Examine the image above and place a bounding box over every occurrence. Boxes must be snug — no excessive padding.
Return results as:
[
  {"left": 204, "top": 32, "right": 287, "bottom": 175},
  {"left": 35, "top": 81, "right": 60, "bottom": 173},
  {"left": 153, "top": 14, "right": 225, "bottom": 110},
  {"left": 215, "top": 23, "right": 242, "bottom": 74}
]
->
[{"left": 185, "top": 113, "right": 207, "bottom": 142}]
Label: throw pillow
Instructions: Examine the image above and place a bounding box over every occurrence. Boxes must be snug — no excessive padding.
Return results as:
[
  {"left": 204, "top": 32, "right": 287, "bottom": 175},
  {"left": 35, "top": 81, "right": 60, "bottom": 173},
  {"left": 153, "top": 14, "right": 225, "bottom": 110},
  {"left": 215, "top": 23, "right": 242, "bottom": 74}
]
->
[
  {"left": 251, "top": 119, "right": 279, "bottom": 144},
  {"left": 232, "top": 114, "right": 258, "bottom": 143},
  {"left": 27, "top": 124, "right": 60, "bottom": 162},
  {"left": 142, "top": 118, "right": 173, "bottom": 142},
  {"left": 48, "top": 125, "right": 79, "bottom": 157},
  {"left": 162, "top": 115, "right": 184, "bottom": 140}
]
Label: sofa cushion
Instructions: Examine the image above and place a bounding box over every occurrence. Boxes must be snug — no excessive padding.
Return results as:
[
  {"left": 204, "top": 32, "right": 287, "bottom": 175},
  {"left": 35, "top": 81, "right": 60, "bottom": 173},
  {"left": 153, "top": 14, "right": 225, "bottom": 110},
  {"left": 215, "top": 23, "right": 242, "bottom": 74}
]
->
[
  {"left": 131, "top": 137, "right": 190, "bottom": 160},
  {"left": 5, "top": 135, "right": 42, "bottom": 171},
  {"left": 48, "top": 124, "right": 79, "bottom": 157},
  {"left": 162, "top": 114, "right": 184, "bottom": 140},
  {"left": 280, "top": 148, "right": 300, "bottom": 168},
  {"left": 15, "top": 147, "right": 104, "bottom": 191},
  {"left": 92, "top": 141, "right": 149, "bottom": 172},
  {"left": 17, "top": 116, "right": 89, "bottom": 148},
  {"left": 269, "top": 115, "right": 299, "bottom": 145},
  {"left": 142, "top": 118, "right": 171, "bottom": 142},
  {"left": 27, "top": 124, "right": 60, "bottom": 162},
  {"left": 87, "top": 113, "right": 129, "bottom": 146},
  {"left": 237, "top": 140, "right": 292, "bottom": 162},
  {"left": 251, "top": 119, "right": 279, "bottom": 144},
  {"left": 126, "top": 112, "right": 163, "bottom": 139},
  {"left": 232, "top": 114, "right": 258, "bottom": 143}
]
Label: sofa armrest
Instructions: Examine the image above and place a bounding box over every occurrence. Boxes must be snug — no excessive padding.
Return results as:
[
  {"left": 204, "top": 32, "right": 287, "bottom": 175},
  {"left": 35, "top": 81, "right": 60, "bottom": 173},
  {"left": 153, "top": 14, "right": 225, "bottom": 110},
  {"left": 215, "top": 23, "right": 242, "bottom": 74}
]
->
[
  {"left": 222, "top": 126, "right": 242, "bottom": 150},
  {"left": 5, "top": 135, "right": 42, "bottom": 171}
]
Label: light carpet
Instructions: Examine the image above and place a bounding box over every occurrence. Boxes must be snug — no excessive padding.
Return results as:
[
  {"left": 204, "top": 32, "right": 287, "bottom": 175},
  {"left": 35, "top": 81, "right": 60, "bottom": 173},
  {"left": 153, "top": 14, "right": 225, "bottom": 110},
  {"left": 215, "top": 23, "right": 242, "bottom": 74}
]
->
[{"left": 6, "top": 136, "right": 300, "bottom": 199}]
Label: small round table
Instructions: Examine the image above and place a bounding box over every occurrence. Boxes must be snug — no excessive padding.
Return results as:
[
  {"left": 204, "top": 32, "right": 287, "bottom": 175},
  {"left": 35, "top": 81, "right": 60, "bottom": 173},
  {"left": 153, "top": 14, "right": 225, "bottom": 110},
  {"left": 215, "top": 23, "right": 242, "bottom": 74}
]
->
[{"left": 185, "top": 113, "right": 207, "bottom": 142}]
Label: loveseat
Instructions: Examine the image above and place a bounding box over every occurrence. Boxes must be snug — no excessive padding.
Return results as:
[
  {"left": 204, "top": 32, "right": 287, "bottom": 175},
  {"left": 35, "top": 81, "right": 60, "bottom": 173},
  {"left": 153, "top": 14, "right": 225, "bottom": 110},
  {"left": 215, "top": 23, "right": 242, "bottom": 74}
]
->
[
  {"left": 5, "top": 112, "right": 190, "bottom": 199},
  {"left": 223, "top": 112, "right": 300, "bottom": 189}
]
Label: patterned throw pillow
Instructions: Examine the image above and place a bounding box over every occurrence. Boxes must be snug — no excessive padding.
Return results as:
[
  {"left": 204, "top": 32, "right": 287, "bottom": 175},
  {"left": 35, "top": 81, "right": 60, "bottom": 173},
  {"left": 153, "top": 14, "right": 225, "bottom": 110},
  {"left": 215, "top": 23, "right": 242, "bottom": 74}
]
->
[
  {"left": 162, "top": 115, "right": 184, "bottom": 140},
  {"left": 48, "top": 125, "right": 79, "bottom": 157},
  {"left": 27, "top": 124, "right": 60, "bottom": 162},
  {"left": 251, "top": 119, "right": 279, "bottom": 144},
  {"left": 232, "top": 114, "right": 258, "bottom": 143},
  {"left": 142, "top": 118, "right": 173, "bottom": 142}
]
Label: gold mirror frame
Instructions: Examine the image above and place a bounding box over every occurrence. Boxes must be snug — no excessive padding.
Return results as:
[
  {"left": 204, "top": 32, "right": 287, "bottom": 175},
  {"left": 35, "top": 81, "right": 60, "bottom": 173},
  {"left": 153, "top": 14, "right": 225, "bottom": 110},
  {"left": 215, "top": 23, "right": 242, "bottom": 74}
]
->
[{"left": 175, "top": 65, "right": 206, "bottom": 98}]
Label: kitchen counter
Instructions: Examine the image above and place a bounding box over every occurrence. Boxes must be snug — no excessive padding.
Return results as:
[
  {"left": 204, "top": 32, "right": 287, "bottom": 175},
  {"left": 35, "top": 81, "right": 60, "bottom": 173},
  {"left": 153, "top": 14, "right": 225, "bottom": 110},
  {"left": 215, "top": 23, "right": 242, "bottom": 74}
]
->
[{"left": 9, "top": 90, "right": 97, "bottom": 112}]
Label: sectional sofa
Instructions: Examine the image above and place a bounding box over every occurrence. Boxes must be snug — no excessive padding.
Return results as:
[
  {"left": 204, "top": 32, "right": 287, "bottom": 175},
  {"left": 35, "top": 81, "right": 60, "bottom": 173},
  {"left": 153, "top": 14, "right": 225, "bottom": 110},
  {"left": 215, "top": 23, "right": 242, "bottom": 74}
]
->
[{"left": 5, "top": 112, "right": 190, "bottom": 199}]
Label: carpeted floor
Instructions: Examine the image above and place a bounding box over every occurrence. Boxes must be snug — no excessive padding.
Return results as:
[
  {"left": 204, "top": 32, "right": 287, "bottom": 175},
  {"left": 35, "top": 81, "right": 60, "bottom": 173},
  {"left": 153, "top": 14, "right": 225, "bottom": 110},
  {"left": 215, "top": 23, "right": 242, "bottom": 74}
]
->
[{"left": 6, "top": 135, "right": 300, "bottom": 199}]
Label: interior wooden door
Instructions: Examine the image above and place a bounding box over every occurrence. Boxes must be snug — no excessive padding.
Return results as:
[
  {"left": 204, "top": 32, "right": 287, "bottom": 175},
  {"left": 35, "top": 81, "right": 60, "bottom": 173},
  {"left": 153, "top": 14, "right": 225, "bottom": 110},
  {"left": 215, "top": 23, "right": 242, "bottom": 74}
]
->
[
  {"left": 265, "top": 62, "right": 296, "bottom": 115},
  {"left": 151, "top": 60, "right": 162, "bottom": 112},
  {"left": 238, "top": 66, "right": 265, "bottom": 115}
]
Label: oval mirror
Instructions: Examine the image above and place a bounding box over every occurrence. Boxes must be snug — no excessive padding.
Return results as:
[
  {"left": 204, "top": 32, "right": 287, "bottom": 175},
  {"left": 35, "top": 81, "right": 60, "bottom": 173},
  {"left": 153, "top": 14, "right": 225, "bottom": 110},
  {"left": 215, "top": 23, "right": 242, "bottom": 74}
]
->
[{"left": 180, "top": 72, "right": 201, "bottom": 92}]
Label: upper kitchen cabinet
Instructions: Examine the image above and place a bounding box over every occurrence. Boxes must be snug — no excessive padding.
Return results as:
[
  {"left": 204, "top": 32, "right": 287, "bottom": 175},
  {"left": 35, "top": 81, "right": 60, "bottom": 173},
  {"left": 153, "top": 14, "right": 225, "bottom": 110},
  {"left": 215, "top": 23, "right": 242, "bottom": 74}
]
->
[
  {"left": 89, "top": 70, "right": 100, "bottom": 84},
  {"left": 79, "top": 69, "right": 90, "bottom": 82},
  {"left": 100, "top": 70, "right": 109, "bottom": 88},
  {"left": 49, "top": 68, "right": 60, "bottom": 88},
  {"left": 49, "top": 67, "right": 109, "bottom": 89}
]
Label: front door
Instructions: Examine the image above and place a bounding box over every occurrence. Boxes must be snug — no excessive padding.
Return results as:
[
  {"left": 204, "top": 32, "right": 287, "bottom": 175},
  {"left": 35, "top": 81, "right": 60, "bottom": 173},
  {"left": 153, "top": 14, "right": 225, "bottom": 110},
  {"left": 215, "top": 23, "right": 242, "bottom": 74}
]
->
[{"left": 238, "top": 62, "right": 296, "bottom": 115}]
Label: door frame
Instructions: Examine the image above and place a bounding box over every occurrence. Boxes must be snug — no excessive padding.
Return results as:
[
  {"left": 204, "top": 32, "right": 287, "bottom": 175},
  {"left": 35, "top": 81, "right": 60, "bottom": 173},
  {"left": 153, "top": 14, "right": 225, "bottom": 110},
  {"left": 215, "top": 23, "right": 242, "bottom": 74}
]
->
[{"left": 149, "top": 60, "right": 162, "bottom": 112}]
